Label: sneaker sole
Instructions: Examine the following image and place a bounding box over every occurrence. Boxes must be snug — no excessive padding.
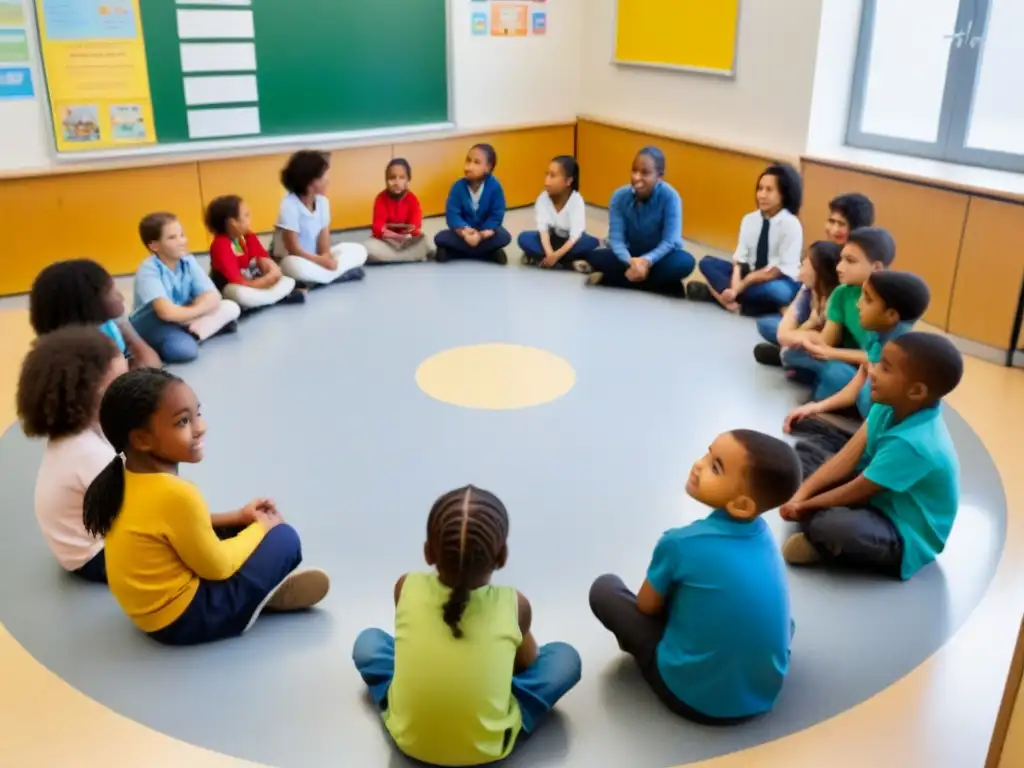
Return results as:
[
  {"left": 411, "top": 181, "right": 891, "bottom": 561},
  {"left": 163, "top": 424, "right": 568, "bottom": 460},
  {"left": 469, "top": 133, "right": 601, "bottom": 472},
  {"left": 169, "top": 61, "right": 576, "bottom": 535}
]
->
[
  {"left": 243, "top": 568, "right": 330, "bottom": 633},
  {"left": 782, "top": 534, "right": 822, "bottom": 566}
]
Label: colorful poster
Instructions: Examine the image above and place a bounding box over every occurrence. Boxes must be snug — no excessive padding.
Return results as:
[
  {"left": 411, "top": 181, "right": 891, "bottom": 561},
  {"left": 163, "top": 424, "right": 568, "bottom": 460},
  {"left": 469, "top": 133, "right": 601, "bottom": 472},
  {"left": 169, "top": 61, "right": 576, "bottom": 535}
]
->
[
  {"left": 471, "top": 12, "right": 488, "bottom": 36},
  {"left": 0, "top": 29, "right": 30, "bottom": 62},
  {"left": 35, "top": 0, "right": 156, "bottom": 150},
  {"left": 491, "top": 3, "right": 528, "bottom": 36},
  {"left": 0, "top": 2, "right": 33, "bottom": 99},
  {"left": 0, "top": 66, "right": 33, "bottom": 98},
  {"left": 0, "top": 1, "right": 25, "bottom": 26},
  {"left": 531, "top": 11, "right": 547, "bottom": 35}
]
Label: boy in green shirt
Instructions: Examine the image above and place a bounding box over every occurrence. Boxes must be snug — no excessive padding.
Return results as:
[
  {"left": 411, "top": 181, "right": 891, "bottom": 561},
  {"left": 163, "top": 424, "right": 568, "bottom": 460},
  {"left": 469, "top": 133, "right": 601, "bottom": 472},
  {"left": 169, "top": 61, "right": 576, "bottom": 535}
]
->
[
  {"left": 780, "top": 332, "right": 963, "bottom": 580},
  {"left": 781, "top": 227, "right": 896, "bottom": 401}
]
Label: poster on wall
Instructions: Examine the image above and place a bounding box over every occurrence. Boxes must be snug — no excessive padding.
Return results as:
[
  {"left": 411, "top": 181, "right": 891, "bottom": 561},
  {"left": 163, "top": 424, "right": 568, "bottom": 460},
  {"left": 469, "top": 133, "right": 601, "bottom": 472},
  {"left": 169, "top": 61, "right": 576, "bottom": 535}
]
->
[
  {"left": 490, "top": 3, "right": 528, "bottom": 36},
  {"left": 34, "top": 0, "right": 156, "bottom": 150},
  {"left": 531, "top": 11, "right": 546, "bottom": 35},
  {"left": 471, "top": 11, "right": 488, "bottom": 36},
  {"left": 0, "top": 0, "right": 34, "bottom": 99}
]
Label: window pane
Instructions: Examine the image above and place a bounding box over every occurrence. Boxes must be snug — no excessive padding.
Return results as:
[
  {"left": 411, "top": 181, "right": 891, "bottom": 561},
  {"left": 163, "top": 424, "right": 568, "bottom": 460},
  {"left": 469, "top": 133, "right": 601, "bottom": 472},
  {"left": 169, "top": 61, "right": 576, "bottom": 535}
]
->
[
  {"left": 966, "top": 0, "right": 1024, "bottom": 155},
  {"left": 859, "top": 0, "right": 961, "bottom": 142}
]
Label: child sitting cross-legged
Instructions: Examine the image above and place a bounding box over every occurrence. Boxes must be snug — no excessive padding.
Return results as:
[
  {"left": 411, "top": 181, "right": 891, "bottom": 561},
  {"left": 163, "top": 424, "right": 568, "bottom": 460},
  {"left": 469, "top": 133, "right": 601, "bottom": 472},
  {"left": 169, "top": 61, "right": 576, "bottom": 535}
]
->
[
  {"left": 364, "top": 158, "right": 432, "bottom": 264},
  {"left": 17, "top": 326, "right": 129, "bottom": 583},
  {"left": 352, "top": 485, "right": 581, "bottom": 766},
  {"left": 590, "top": 430, "right": 800, "bottom": 724},
  {"left": 780, "top": 332, "right": 963, "bottom": 580},
  {"left": 207, "top": 195, "right": 305, "bottom": 310},
  {"left": 84, "top": 367, "right": 330, "bottom": 644},
  {"left": 130, "top": 212, "right": 241, "bottom": 364},
  {"left": 785, "top": 271, "right": 931, "bottom": 431},
  {"left": 781, "top": 227, "right": 896, "bottom": 400}
]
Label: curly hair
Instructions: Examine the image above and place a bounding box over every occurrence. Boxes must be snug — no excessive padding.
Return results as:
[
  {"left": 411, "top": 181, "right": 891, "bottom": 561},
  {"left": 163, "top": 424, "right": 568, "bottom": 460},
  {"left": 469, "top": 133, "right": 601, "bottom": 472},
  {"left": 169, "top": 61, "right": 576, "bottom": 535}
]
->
[
  {"left": 29, "top": 259, "right": 117, "bottom": 335},
  {"left": 205, "top": 194, "right": 243, "bottom": 236},
  {"left": 18, "top": 326, "right": 122, "bottom": 440},
  {"left": 758, "top": 162, "right": 804, "bottom": 216},
  {"left": 281, "top": 150, "right": 331, "bottom": 196}
]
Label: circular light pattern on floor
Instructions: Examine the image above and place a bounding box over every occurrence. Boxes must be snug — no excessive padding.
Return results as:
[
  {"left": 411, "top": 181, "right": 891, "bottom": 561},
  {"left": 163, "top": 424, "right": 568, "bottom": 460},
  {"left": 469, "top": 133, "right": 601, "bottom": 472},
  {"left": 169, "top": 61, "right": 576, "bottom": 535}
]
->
[{"left": 415, "top": 342, "right": 576, "bottom": 410}]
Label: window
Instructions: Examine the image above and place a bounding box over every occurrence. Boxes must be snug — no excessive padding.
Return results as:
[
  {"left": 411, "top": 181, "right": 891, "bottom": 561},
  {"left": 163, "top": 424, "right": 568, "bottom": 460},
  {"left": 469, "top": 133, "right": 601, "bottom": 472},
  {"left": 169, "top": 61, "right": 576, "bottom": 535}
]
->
[{"left": 847, "top": 0, "right": 1024, "bottom": 173}]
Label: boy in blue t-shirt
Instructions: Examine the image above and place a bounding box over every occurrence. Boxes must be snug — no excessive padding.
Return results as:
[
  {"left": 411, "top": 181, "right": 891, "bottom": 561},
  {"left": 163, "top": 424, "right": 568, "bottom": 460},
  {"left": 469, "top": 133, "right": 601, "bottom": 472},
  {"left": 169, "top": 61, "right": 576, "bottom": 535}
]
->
[
  {"left": 781, "top": 332, "right": 963, "bottom": 580},
  {"left": 590, "top": 430, "right": 800, "bottom": 723}
]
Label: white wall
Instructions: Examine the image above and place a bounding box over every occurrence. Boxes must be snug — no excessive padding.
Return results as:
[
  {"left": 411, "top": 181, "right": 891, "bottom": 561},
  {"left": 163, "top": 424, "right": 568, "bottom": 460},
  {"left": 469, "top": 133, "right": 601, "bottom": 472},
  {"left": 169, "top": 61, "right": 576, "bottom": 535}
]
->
[
  {"left": 580, "top": 0, "right": 826, "bottom": 158},
  {"left": 0, "top": 0, "right": 585, "bottom": 175},
  {"left": 805, "top": 0, "right": 864, "bottom": 156}
]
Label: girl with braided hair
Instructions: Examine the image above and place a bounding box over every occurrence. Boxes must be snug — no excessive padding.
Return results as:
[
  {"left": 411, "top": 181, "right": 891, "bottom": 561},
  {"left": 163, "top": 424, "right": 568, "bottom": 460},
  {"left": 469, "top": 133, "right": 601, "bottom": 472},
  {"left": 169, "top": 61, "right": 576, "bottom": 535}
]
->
[
  {"left": 352, "top": 485, "right": 581, "bottom": 766},
  {"left": 83, "top": 368, "right": 329, "bottom": 645}
]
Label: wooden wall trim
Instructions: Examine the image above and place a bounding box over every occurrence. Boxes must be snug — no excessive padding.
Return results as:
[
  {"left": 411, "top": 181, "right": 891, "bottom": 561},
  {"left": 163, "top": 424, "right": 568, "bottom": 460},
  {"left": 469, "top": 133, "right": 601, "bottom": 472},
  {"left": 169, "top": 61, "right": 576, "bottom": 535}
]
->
[{"left": 986, "top": 616, "right": 1024, "bottom": 768}]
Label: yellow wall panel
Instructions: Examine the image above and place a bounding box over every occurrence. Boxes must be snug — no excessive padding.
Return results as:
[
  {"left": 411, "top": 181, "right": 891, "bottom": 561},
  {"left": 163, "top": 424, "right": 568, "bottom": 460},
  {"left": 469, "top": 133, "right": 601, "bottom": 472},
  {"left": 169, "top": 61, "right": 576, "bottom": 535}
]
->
[
  {"left": 395, "top": 125, "right": 574, "bottom": 217},
  {"left": 800, "top": 162, "right": 969, "bottom": 329},
  {"left": 948, "top": 198, "right": 1024, "bottom": 349},
  {"left": 577, "top": 120, "right": 661, "bottom": 213},
  {"left": 322, "top": 145, "right": 395, "bottom": 231},
  {"left": 615, "top": 0, "right": 739, "bottom": 73},
  {"left": 198, "top": 152, "right": 294, "bottom": 236},
  {"left": 0, "top": 163, "right": 204, "bottom": 295}
]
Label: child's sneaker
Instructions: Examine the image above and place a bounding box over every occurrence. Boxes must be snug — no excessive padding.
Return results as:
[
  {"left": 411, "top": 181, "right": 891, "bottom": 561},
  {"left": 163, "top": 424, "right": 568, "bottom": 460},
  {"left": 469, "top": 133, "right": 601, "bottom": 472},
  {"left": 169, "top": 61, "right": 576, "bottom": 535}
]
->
[
  {"left": 754, "top": 343, "right": 782, "bottom": 366},
  {"left": 266, "top": 568, "right": 331, "bottom": 612},
  {"left": 686, "top": 282, "right": 712, "bottom": 302},
  {"left": 572, "top": 260, "right": 592, "bottom": 274},
  {"left": 281, "top": 287, "right": 307, "bottom": 305},
  {"left": 585, "top": 272, "right": 604, "bottom": 286},
  {"left": 493, "top": 249, "right": 508, "bottom": 266},
  {"left": 520, "top": 253, "right": 539, "bottom": 267},
  {"left": 333, "top": 267, "right": 365, "bottom": 284},
  {"left": 782, "top": 533, "right": 821, "bottom": 566},
  {"left": 434, "top": 247, "right": 450, "bottom": 263}
]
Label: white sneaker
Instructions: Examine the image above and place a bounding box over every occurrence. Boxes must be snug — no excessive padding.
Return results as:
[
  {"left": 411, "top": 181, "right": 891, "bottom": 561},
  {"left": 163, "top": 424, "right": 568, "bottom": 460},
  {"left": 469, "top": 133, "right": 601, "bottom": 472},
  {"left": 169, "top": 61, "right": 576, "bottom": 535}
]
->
[{"left": 243, "top": 568, "right": 331, "bottom": 633}]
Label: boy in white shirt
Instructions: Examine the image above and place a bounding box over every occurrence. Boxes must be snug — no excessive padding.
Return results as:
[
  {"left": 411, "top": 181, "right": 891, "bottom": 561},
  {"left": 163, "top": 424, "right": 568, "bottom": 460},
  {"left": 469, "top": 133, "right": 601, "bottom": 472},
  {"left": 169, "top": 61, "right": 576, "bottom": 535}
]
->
[
  {"left": 17, "top": 326, "right": 129, "bottom": 583},
  {"left": 688, "top": 163, "right": 804, "bottom": 315},
  {"left": 518, "top": 156, "right": 600, "bottom": 269}
]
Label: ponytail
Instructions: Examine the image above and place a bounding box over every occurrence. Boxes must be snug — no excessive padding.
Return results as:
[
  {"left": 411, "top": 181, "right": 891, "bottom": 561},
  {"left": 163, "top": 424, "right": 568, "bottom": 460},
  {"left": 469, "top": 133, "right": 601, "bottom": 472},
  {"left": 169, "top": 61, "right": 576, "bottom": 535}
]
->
[
  {"left": 552, "top": 155, "right": 580, "bottom": 192},
  {"left": 442, "top": 578, "right": 471, "bottom": 639},
  {"left": 83, "top": 455, "right": 126, "bottom": 537}
]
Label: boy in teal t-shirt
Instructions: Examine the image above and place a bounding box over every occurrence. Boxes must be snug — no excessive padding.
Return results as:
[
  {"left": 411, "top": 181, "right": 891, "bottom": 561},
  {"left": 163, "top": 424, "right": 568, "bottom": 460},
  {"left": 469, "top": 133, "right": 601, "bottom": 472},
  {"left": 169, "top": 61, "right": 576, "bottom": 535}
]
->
[
  {"left": 590, "top": 430, "right": 800, "bottom": 722},
  {"left": 781, "top": 227, "right": 896, "bottom": 402},
  {"left": 780, "top": 332, "right": 963, "bottom": 580}
]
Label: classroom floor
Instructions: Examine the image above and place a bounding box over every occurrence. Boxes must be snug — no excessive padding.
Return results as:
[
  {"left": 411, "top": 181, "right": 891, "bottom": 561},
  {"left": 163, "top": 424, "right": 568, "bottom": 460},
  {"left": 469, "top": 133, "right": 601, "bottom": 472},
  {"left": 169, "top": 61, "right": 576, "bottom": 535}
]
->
[{"left": 0, "top": 208, "right": 1022, "bottom": 768}]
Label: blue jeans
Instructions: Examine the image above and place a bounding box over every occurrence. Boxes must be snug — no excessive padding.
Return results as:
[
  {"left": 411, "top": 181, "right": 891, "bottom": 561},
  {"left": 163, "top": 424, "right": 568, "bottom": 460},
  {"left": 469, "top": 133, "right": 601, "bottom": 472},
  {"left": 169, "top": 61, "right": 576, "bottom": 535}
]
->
[
  {"left": 352, "top": 628, "right": 581, "bottom": 737},
  {"left": 130, "top": 305, "right": 199, "bottom": 364},
  {"left": 698, "top": 256, "right": 801, "bottom": 316},
  {"left": 72, "top": 548, "right": 107, "bottom": 584},
  {"left": 781, "top": 347, "right": 859, "bottom": 400},
  {"left": 756, "top": 315, "right": 782, "bottom": 345},
  {"left": 147, "top": 524, "right": 303, "bottom": 646},
  {"left": 584, "top": 247, "right": 695, "bottom": 296},
  {"left": 517, "top": 230, "right": 600, "bottom": 267},
  {"left": 434, "top": 227, "right": 513, "bottom": 259}
]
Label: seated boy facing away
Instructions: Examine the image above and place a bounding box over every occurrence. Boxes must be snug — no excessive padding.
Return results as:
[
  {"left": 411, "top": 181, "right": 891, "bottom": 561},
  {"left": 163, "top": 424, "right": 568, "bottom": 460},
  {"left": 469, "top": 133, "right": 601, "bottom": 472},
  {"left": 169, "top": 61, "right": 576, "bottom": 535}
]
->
[
  {"left": 781, "top": 332, "right": 963, "bottom": 580},
  {"left": 785, "top": 271, "right": 931, "bottom": 431},
  {"left": 782, "top": 227, "right": 896, "bottom": 402},
  {"left": 129, "top": 212, "right": 241, "bottom": 364},
  {"left": 590, "top": 430, "right": 801, "bottom": 724}
]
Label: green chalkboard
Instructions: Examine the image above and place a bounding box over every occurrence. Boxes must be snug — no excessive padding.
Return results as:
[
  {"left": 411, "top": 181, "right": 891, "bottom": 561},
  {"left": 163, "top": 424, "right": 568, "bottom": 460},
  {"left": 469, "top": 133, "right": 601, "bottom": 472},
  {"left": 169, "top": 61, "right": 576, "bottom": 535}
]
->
[{"left": 138, "top": 0, "right": 448, "bottom": 146}]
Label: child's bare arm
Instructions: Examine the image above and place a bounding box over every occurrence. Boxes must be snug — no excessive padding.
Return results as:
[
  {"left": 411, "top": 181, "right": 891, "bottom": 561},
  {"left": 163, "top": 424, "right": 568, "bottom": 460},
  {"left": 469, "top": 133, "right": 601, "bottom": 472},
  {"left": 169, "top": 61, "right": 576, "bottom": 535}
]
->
[
  {"left": 393, "top": 573, "right": 408, "bottom": 606},
  {"left": 151, "top": 297, "right": 203, "bottom": 324},
  {"left": 636, "top": 579, "right": 665, "bottom": 616},
  {"left": 119, "top": 320, "right": 161, "bottom": 368},
  {"left": 514, "top": 591, "right": 539, "bottom": 673}
]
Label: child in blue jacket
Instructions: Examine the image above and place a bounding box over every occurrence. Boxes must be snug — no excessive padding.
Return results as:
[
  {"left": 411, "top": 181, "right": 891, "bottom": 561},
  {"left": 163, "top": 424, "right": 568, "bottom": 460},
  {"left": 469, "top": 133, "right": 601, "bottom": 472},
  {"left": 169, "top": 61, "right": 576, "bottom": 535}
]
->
[{"left": 434, "top": 144, "right": 511, "bottom": 265}]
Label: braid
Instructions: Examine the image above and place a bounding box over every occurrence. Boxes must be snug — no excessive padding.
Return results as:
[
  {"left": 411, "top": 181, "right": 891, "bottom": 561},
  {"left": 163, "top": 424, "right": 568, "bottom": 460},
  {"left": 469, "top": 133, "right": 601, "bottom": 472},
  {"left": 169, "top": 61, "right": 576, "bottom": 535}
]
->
[
  {"left": 427, "top": 485, "right": 510, "bottom": 639},
  {"left": 83, "top": 368, "right": 180, "bottom": 537}
]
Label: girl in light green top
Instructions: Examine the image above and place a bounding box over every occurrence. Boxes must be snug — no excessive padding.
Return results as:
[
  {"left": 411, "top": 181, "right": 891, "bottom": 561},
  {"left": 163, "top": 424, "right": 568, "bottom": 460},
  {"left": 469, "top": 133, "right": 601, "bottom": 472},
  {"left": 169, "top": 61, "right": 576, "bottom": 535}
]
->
[{"left": 352, "top": 485, "right": 582, "bottom": 767}]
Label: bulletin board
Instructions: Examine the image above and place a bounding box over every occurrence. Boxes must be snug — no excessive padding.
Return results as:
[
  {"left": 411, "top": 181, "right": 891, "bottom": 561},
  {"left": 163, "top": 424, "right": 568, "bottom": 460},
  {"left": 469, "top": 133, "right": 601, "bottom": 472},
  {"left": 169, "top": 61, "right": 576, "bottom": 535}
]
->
[{"left": 614, "top": 0, "right": 740, "bottom": 77}]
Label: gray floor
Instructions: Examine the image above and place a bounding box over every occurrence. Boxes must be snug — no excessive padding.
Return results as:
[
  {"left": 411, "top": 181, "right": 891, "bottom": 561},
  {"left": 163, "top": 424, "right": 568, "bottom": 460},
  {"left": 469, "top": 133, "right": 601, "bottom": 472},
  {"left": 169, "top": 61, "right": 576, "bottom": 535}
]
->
[{"left": 0, "top": 255, "right": 1007, "bottom": 767}]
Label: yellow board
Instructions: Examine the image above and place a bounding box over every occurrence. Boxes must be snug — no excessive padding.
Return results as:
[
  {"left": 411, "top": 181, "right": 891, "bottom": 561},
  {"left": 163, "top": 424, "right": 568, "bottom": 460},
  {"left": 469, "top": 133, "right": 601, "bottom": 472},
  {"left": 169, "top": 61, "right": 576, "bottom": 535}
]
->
[
  {"left": 34, "top": 0, "right": 156, "bottom": 152},
  {"left": 615, "top": 0, "right": 740, "bottom": 74}
]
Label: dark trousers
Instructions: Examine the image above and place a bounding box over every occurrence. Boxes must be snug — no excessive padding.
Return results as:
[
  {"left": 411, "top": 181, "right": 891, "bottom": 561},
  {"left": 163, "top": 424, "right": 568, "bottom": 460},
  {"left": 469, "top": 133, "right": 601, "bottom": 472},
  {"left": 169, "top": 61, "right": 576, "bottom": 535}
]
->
[
  {"left": 434, "top": 227, "right": 512, "bottom": 261},
  {"left": 584, "top": 247, "right": 695, "bottom": 296},
  {"left": 698, "top": 256, "right": 801, "bottom": 316},
  {"left": 72, "top": 548, "right": 107, "bottom": 584},
  {"left": 794, "top": 429, "right": 904, "bottom": 577},
  {"left": 147, "top": 523, "right": 303, "bottom": 646},
  {"left": 588, "top": 574, "right": 753, "bottom": 726},
  {"left": 517, "top": 230, "right": 601, "bottom": 267}
]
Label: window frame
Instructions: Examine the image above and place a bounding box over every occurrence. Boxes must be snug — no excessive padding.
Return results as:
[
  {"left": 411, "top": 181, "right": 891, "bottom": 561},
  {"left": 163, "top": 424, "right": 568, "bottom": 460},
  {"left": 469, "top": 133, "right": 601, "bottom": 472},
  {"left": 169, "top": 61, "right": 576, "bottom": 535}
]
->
[{"left": 846, "top": 0, "right": 1024, "bottom": 174}]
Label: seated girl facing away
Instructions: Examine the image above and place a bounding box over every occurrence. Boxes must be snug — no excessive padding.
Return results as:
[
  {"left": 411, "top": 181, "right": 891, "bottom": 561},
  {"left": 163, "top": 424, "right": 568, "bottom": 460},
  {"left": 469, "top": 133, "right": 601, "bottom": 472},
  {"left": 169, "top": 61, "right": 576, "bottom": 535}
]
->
[
  {"left": 83, "top": 368, "right": 329, "bottom": 645},
  {"left": 207, "top": 194, "right": 305, "bottom": 310},
  {"left": 272, "top": 149, "right": 367, "bottom": 286},
  {"left": 518, "top": 155, "right": 599, "bottom": 269},
  {"left": 689, "top": 163, "right": 805, "bottom": 315},
  {"left": 753, "top": 240, "right": 842, "bottom": 367},
  {"left": 583, "top": 146, "right": 695, "bottom": 296},
  {"left": 434, "top": 143, "right": 512, "bottom": 265},
  {"left": 29, "top": 259, "right": 160, "bottom": 369},
  {"left": 365, "top": 158, "right": 432, "bottom": 264},
  {"left": 352, "top": 486, "right": 581, "bottom": 767},
  {"left": 17, "top": 327, "right": 129, "bottom": 583}
]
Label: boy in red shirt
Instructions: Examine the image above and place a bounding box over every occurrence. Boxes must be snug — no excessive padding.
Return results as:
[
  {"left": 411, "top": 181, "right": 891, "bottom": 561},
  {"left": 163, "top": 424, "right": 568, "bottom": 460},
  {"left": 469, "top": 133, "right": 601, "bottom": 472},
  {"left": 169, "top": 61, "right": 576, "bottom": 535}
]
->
[
  {"left": 207, "top": 195, "right": 305, "bottom": 309},
  {"left": 365, "top": 158, "right": 433, "bottom": 263}
]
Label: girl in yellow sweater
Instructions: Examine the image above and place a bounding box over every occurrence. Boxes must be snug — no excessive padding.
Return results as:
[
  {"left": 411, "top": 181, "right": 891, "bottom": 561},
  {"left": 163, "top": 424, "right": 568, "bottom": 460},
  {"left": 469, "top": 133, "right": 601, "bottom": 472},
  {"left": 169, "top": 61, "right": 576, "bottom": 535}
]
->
[
  {"left": 352, "top": 485, "right": 581, "bottom": 766},
  {"left": 83, "top": 368, "right": 329, "bottom": 645}
]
